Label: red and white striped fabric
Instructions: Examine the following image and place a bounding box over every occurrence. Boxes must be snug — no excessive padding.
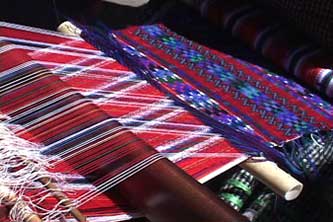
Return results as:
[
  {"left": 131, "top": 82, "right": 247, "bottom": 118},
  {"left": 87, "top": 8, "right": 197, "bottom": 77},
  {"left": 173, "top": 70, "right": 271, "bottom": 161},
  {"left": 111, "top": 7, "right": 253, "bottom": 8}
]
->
[{"left": 0, "top": 21, "right": 246, "bottom": 221}]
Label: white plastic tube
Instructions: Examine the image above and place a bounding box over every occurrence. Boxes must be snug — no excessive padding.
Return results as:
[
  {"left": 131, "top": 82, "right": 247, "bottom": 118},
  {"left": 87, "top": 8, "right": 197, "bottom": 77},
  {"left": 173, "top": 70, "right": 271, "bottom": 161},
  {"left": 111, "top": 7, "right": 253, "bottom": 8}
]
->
[{"left": 241, "top": 160, "right": 303, "bottom": 201}]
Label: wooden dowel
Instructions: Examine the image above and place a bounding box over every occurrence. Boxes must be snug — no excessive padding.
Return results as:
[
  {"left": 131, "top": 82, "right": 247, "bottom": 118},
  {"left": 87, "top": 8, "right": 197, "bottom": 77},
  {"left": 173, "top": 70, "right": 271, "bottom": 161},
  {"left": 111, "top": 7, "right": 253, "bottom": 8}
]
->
[
  {"left": 19, "top": 160, "right": 87, "bottom": 221},
  {"left": 25, "top": 214, "right": 43, "bottom": 222},
  {"left": 57, "top": 21, "right": 82, "bottom": 36},
  {"left": 39, "top": 177, "right": 87, "bottom": 222}
]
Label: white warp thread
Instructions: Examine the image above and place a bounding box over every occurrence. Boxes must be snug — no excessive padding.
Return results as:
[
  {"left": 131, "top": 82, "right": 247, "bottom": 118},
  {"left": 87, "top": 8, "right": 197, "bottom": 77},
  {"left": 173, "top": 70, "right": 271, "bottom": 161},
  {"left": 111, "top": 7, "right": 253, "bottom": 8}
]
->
[{"left": 0, "top": 123, "right": 73, "bottom": 221}]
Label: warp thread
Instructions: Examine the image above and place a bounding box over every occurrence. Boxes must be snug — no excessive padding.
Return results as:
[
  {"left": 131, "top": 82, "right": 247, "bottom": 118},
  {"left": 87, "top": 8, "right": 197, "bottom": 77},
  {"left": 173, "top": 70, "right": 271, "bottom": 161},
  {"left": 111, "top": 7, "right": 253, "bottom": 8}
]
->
[{"left": 0, "top": 122, "right": 73, "bottom": 221}]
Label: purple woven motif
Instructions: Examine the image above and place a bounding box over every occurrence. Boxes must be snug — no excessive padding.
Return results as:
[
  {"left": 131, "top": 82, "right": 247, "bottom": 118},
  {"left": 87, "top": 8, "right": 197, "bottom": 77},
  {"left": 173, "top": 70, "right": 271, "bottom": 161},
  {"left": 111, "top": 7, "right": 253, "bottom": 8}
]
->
[
  {"left": 80, "top": 24, "right": 279, "bottom": 160},
  {"left": 133, "top": 25, "right": 332, "bottom": 138},
  {"left": 79, "top": 22, "right": 333, "bottom": 175}
]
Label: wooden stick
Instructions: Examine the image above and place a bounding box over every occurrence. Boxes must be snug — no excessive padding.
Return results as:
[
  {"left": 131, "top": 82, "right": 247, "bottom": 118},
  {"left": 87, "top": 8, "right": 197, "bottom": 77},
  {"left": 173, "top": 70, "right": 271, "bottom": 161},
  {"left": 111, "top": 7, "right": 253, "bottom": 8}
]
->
[
  {"left": 39, "top": 177, "right": 87, "bottom": 222},
  {"left": 24, "top": 214, "right": 43, "bottom": 222},
  {"left": 240, "top": 160, "right": 303, "bottom": 201},
  {"left": 57, "top": 21, "right": 82, "bottom": 36}
]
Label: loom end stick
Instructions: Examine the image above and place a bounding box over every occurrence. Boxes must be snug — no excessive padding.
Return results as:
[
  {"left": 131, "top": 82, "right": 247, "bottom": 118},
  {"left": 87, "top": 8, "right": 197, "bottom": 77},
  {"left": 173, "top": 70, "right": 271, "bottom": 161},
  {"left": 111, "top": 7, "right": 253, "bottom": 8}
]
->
[
  {"left": 57, "top": 21, "right": 82, "bottom": 36},
  {"left": 38, "top": 177, "right": 87, "bottom": 222},
  {"left": 240, "top": 160, "right": 303, "bottom": 201},
  {"left": 25, "top": 214, "right": 43, "bottom": 222}
]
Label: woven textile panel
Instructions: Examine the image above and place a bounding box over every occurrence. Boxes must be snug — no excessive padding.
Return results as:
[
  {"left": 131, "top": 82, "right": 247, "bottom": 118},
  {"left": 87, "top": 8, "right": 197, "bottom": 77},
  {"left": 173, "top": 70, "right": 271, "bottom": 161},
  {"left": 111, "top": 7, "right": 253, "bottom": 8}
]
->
[
  {"left": 0, "top": 21, "right": 246, "bottom": 221},
  {"left": 82, "top": 23, "right": 333, "bottom": 144},
  {"left": 183, "top": 0, "right": 333, "bottom": 98}
]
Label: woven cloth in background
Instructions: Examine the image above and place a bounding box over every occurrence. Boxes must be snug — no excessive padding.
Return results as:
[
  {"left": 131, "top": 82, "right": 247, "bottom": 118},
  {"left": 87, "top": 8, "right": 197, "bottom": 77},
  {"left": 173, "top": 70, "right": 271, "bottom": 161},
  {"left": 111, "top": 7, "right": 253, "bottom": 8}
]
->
[
  {"left": 84, "top": 23, "right": 333, "bottom": 144},
  {"left": 80, "top": 21, "right": 333, "bottom": 176},
  {"left": 182, "top": 0, "right": 333, "bottom": 98},
  {"left": 257, "top": 0, "right": 333, "bottom": 49}
]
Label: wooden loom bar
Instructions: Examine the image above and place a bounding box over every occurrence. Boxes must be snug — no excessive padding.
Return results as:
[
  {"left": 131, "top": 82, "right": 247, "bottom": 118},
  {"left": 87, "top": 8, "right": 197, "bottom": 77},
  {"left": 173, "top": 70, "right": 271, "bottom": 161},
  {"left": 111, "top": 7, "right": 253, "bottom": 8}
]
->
[
  {"left": 57, "top": 21, "right": 82, "bottom": 36},
  {"left": 39, "top": 177, "right": 87, "bottom": 222}
]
